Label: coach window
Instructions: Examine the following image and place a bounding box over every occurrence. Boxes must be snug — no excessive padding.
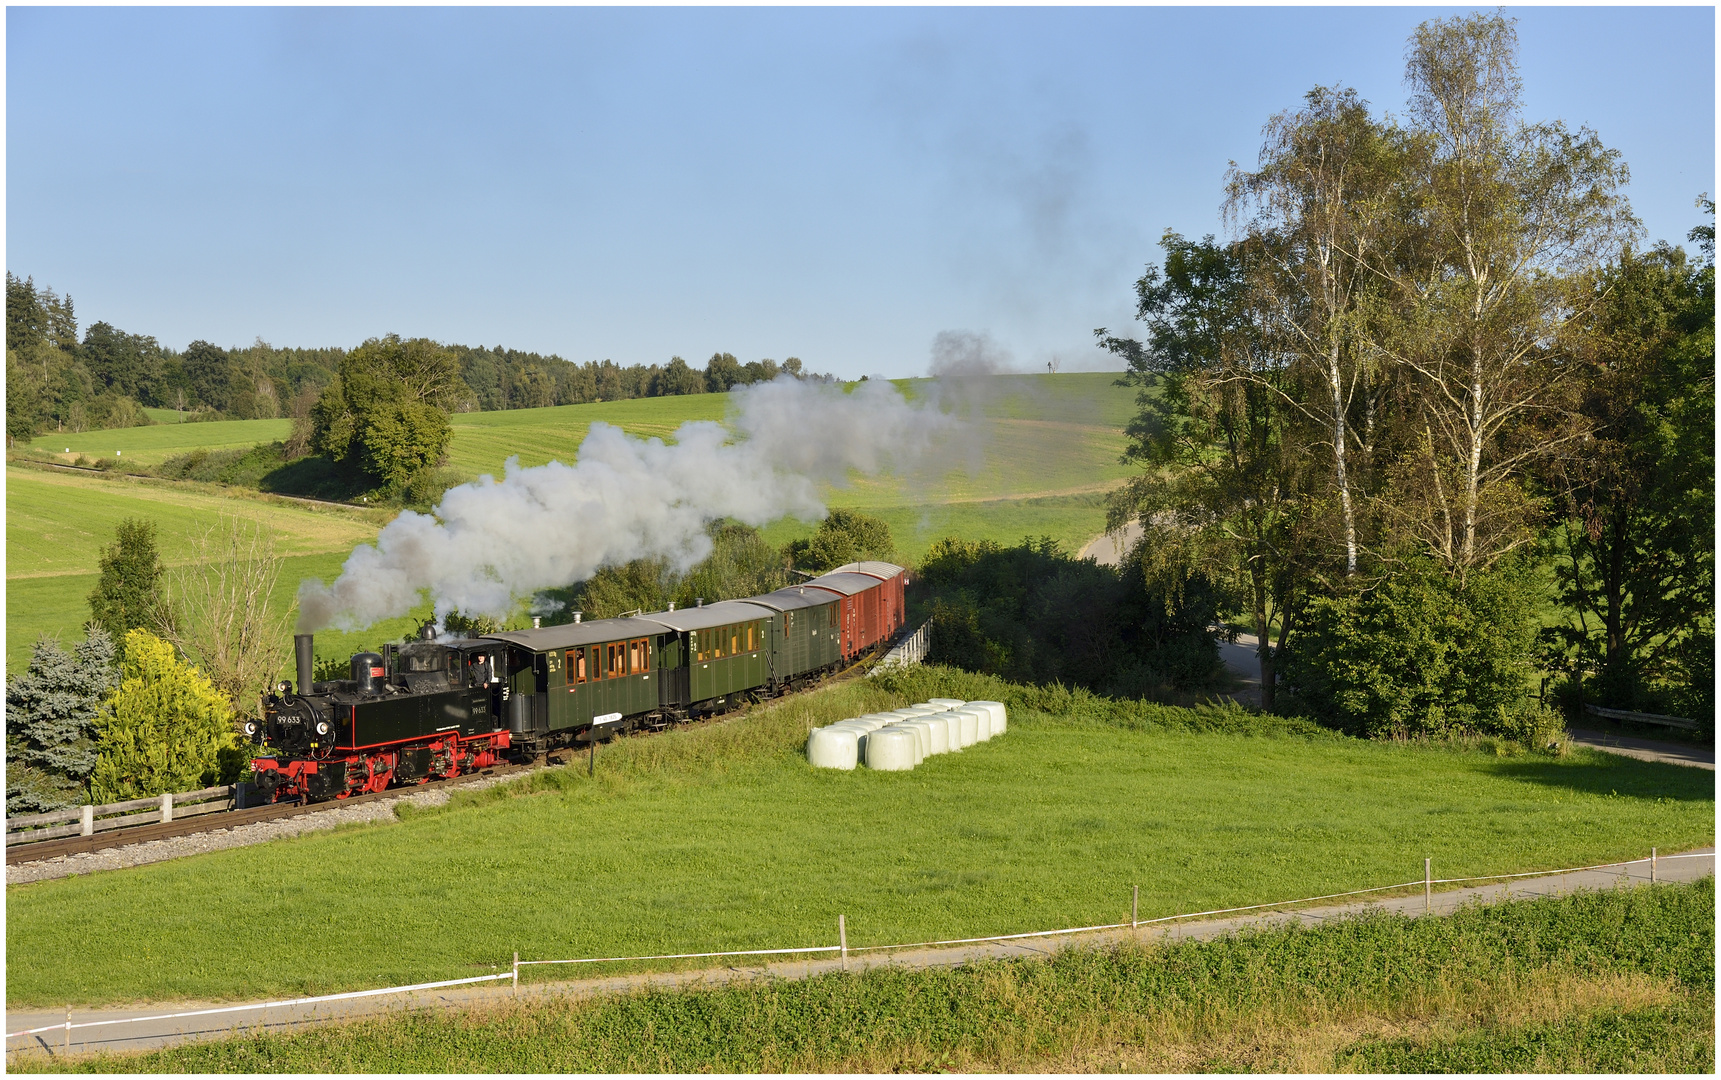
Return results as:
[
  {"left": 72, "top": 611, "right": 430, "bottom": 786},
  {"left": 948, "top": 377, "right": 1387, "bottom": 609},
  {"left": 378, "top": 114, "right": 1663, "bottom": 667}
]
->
[
  {"left": 746, "top": 624, "right": 756, "bottom": 652},
  {"left": 730, "top": 627, "right": 740, "bottom": 655},
  {"left": 629, "top": 638, "right": 648, "bottom": 673},
  {"left": 694, "top": 633, "right": 706, "bottom": 663},
  {"left": 713, "top": 628, "right": 726, "bottom": 660}
]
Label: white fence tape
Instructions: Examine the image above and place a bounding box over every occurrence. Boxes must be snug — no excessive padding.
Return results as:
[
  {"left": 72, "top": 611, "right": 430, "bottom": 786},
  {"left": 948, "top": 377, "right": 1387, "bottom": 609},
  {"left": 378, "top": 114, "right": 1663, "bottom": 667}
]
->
[
  {"left": 9, "top": 849, "right": 1710, "bottom": 1046},
  {"left": 5, "top": 972, "right": 512, "bottom": 1042}
]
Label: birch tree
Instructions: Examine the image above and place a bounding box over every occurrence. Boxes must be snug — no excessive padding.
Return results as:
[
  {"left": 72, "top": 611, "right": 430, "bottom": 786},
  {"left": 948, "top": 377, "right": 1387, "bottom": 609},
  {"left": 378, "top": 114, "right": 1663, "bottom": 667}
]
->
[
  {"left": 1225, "top": 86, "right": 1403, "bottom": 576},
  {"left": 1384, "top": 12, "right": 1636, "bottom": 578}
]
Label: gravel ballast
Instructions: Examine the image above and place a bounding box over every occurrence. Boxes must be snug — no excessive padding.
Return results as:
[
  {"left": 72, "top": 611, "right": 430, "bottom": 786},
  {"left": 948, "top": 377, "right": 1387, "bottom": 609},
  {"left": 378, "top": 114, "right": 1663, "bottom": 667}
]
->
[{"left": 6, "top": 770, "right": 534, "bottom": 886}]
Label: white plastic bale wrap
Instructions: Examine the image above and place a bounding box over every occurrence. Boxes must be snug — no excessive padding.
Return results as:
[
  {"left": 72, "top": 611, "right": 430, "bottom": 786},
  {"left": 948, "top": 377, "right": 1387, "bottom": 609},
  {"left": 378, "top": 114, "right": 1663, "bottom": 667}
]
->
[
  {"left": 951, "top": 707, "right": 982, "bottom": 747},
  {"left": 896, "top": 722, "right": 930, "bottom": 762},
  {"left": 926, "top": 698, "right": 966, "bottom": 709},
  {"left": 826, "top": 721, "right": 875, "bottom": 756},
  {"left": 866, "top": 727, "right": 918, "bottom": 771},
  {"left": 971, "top": 701, "right": 1007, "bottom": 735},
  {"left": 806, "top": 727, "right": 859, "bottom": 770},
  {"left": 923, "top": 715, "right": 951, "bottom": 755}
]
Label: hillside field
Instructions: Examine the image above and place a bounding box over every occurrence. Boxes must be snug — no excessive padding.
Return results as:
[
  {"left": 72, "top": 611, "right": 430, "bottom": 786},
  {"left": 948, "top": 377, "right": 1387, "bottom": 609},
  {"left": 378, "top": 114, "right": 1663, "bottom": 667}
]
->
[
  {"left": 8, "top": 374, "right": 1136, "bottom": 674},
  {"left": 6, "top": 667, "right": 1710, "bottom": 1009}
]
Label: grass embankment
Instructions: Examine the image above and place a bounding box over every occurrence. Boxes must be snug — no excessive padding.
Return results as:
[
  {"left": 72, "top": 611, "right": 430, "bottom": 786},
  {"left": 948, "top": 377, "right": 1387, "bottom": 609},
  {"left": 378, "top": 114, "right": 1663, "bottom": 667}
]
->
[
  {"left": 6, "top": 667, "right": 1711, "bottom": 1009},
  {"left": 10, "top": 374, "right": 1135, "bottom": 671},
  {"left": 22, "top": 878, "right": 1714, "bottom": 1073}
]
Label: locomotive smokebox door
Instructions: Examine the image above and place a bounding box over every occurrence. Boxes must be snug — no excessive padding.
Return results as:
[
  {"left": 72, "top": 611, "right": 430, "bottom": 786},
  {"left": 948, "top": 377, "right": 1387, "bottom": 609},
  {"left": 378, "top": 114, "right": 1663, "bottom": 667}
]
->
[{"left": 350, "top": 652, "right": 386, "bottom": 695}]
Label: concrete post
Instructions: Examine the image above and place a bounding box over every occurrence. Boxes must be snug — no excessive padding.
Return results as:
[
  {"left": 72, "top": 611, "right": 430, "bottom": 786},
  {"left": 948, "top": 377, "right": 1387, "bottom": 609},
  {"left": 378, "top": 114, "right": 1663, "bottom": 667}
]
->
[
  {"left": 81, "top": 805, "right": 93, "bottom": 836},
  {"left": 1424, "top": 857, "right": 1431, "bottom": 915},
  {"left": 160, "top": 793, "right": 173, "bottom": 824},
  {"left": 839, "top": 914, "right": 848, "bottom": 972}
]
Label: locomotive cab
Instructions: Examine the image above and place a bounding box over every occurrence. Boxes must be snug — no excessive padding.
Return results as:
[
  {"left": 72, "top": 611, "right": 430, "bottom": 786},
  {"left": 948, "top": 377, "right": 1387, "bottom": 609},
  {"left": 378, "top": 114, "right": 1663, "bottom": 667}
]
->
[{"left": 250, "top": 631, "right": 512, "bottom": 804}]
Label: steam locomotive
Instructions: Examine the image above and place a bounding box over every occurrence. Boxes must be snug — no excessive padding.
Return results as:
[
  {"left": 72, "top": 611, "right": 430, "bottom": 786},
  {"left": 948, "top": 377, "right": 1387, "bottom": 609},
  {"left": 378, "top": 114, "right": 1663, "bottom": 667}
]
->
[{"left": 249, "top": 562, "right": 907, "bottom": 803}]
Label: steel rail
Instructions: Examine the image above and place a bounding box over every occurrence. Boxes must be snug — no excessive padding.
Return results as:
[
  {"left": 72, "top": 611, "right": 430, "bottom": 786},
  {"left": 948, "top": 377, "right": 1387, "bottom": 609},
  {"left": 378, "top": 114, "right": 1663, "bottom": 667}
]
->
[
  {"left": 5, "top": 764, "right": 535, "bottom": 866},
  {"left": 6, "top": 615, "right": 914, "bottom": 868}
]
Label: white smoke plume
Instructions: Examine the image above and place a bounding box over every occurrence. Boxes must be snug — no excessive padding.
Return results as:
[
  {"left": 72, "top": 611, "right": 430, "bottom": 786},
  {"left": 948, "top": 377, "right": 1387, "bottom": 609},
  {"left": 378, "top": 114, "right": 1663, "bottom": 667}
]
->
[{"left": 296, "top": 375, "right": 954, "bottom": 632}]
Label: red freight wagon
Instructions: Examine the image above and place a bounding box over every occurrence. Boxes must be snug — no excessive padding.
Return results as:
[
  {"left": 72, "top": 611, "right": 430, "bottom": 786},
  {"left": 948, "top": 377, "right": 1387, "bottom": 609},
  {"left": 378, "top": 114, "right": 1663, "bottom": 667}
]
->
[
  {"left": 804, "top": 571, "right": 889, "bottom": 658},
  {"left": 831, "top": 561, "right": 906, "bottom": 640}
]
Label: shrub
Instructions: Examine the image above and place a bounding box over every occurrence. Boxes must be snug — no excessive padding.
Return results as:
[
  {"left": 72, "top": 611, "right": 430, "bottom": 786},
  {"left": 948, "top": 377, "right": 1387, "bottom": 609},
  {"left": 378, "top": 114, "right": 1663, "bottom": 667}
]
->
[
  {"left": 918, "top": 535, "right": 1221, "bottom": 696},
  {"left": 91, "top": 629, "right": 241, "bottom": 801},
  {"left": 784, "top": 508, "right": 897, "bottom": 574},
  {"left": 1280, "top": 559, "right": 1557, "bottom": 742}
]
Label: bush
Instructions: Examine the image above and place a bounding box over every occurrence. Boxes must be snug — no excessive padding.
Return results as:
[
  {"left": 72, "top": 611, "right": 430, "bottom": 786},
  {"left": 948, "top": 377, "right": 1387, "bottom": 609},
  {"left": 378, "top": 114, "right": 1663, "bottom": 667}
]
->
[
  {"left": 784, "top": 508, "right": 897, "bottom": 573},
  {"left": 918, "top": 535, "right": 1221, "bottom": 697},
  {"left": 1280, "top": 559, "right": 1557, "bottom": 743},
  {"left": 91, "top": 629, "right": 241, "bottom": 801}
]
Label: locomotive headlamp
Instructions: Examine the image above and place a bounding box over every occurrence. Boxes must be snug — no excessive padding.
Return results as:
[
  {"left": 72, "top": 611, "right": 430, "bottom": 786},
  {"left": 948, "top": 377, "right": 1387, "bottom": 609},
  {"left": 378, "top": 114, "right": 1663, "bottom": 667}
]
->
[
  {"left": 243, "top": 720, "right": 258, "bottom": 737},
  {"left": 277, "top": 681, "right": 292, "bottom": 695},
  {"left": 315, "top": 720, "right": 332, "bottom": 736}
]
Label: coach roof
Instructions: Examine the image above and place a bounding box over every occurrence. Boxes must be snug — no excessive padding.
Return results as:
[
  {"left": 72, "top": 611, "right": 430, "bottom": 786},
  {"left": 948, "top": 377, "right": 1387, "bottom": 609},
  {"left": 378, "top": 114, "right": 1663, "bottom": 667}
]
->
[
  {"left": 829, "top": 561, "right": 905, "bottom": 581},
  {"left": 484, "top": 616, "right": 672, "bottom": 652},
  {"left": 639, "top": 600, "right": 777, "bottom": 633},
  {"left": 749, "top": 584, "right": 842, "bottom": 613},
  {"left": 803, "top": 572, "right": 886, "bottom": 597}
]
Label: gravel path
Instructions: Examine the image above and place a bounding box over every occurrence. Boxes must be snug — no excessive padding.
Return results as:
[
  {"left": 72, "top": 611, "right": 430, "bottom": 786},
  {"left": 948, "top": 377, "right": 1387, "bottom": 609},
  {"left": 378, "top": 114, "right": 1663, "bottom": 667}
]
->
[{"left": 6, "top": 770, "right": 536, "bottom": 886}]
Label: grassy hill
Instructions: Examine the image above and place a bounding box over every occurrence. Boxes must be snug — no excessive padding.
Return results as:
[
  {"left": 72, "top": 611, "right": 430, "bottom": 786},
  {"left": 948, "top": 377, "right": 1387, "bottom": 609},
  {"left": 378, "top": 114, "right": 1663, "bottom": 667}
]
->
[
  {"left": 9, "top": 373, "right": 1136, "bottom": 673},
  {"left": 4, "top": 667, "right": 1710, "bottom": 1008}
]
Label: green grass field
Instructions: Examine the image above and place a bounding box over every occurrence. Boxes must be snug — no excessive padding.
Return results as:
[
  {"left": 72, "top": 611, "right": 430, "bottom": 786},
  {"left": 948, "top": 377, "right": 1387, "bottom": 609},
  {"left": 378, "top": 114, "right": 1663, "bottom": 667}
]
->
[
  {"left": 9, "top": 374, "right": 1135, "bottom": 673},
  {"left": 6, "top": 667, "right": 1710, "bottom": 1009},
  {"left": 23, "top": 878, "right": 1711, "bottom": 1073}
]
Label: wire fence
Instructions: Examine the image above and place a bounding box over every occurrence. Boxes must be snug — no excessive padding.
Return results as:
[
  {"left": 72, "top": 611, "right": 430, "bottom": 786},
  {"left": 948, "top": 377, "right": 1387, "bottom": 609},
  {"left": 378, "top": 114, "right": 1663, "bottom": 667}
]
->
[{"left": 8, "top": 848, "right": 1712, "bottom": 1050}]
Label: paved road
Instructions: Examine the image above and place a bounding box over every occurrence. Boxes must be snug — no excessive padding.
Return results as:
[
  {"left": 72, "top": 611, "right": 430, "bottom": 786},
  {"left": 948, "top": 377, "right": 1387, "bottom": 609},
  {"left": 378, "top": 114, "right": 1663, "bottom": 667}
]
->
[
  {"left": 1077, "top": 522, "right": 1142, "bottom": 567},
  {"left": 9, "top": 848, "right": 1712, "bottom": 1062},
  {"left": 1567, "top": 726, "right": 1714, "bottom": 771}
]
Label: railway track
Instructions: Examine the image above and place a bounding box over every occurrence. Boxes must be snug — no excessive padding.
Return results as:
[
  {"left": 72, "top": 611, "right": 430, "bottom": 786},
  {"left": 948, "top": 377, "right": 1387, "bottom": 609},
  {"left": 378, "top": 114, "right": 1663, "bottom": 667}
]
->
[
  {"left": 6, "top": 628, "right": 898, "bottom": 870},
  {"left": 5, "top": 764, "right": 537, "bottom": 866}
]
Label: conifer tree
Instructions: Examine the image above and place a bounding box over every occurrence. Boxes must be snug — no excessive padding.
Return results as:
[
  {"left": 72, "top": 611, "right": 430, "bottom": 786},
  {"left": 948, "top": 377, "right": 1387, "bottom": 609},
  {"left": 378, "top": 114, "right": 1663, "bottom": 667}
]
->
[
  {"left": 5, "top": 630, "right": 118, "bottom": 813},
  {"left": 87, "top": 518, "right": 166, "bottom": 648}
]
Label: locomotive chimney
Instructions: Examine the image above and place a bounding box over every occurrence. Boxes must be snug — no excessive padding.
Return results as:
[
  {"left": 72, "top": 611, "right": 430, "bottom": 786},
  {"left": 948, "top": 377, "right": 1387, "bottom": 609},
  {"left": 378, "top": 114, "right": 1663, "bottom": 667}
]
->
[{"left": 294, "top": 634, "right": 314, "bottom": 695}]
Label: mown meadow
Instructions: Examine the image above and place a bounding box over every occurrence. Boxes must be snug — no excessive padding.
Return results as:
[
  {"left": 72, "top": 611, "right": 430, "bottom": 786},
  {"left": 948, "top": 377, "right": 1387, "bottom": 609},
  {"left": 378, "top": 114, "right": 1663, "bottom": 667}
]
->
[
  {"left": 8, "top": 373, "right": 1135, "bottom": 674},
  {"left": 5, "top": 667, "right": 1710, "bottom": 1009},
  {"left": 14, "top": 859, "right": 1715, "bottom": 1072}
]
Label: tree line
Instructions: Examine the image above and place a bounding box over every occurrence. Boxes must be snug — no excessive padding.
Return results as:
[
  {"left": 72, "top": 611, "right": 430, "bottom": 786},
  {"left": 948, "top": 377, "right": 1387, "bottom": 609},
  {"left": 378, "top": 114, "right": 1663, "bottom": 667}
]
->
[
  {"left": 3, "top": 274, "right": 824, "bottom": 444},
  {"left": 1097, "top": 12, "right": 1713, "bottom": 736}
]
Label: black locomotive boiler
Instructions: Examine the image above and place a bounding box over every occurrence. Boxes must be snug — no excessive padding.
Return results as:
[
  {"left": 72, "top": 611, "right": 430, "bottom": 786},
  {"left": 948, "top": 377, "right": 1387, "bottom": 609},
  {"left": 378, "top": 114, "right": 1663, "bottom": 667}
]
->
[{"left": 250, "top": 626, "right": 514, "bottom": 802}]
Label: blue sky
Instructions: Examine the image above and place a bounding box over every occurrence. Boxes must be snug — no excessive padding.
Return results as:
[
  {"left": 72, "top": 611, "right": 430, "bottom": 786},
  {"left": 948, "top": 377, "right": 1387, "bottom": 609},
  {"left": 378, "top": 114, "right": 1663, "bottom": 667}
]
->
[{"left": 7, "top": 6, "right": 1714, "bottom": 379}]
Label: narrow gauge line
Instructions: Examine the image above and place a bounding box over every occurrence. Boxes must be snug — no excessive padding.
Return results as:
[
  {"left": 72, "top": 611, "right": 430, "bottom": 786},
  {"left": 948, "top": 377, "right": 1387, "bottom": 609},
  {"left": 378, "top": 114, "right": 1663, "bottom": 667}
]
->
[{"left": 6, "top": 650, "right": 880, "bottom": 868}]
